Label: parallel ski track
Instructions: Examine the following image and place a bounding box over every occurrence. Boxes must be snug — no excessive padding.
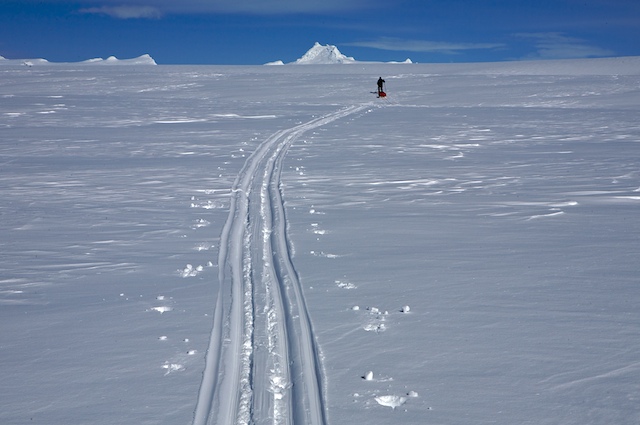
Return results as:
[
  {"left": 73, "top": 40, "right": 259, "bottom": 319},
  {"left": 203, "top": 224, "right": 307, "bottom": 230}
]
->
[{"left": 193, "top": 104, "right": 369, "bottom": 425}]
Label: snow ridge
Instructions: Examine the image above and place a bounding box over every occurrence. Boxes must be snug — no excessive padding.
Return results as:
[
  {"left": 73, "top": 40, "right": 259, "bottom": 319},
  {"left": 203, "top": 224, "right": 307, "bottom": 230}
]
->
[{"left": 193, "top": 104, "right": 370, "bottom": 425}]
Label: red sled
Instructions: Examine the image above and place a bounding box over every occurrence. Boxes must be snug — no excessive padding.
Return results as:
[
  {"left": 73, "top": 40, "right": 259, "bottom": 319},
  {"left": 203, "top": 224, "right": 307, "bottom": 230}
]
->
[{"left": 378, "top": 91, "right": 386, "bottom": 98}]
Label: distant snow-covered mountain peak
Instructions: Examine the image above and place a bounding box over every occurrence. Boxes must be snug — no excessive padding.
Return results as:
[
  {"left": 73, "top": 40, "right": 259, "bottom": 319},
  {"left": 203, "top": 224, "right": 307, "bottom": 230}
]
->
[
  {"left": 264, "top": 42, "right": 413, "bottom": 65},
  {"left": 0, "top": 54, "right": 157, "bottom": 66},
  {"left": 85, "top": 54, "right": 157, "bottom": 65},
  {"left": 294, "top": 42, "right": 356, "bottom": 65}
]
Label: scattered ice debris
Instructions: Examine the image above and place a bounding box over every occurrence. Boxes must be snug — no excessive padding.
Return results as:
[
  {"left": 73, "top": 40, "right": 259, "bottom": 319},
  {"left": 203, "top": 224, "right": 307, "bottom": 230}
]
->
[
  {"left": 363, "top": 306, "right": 388, "bottom": 332},
  {"left": 158, "top": 336, "right": 168, "bottom": 341},
  {"left": 363, "top": 371, "right": 374, "bottom": 381},
  {"left": 180, "top": 264, "right": 204, "bottom": 278},
  {"left": 401, "top": 305, "right": 411, "bottom": 313},
  {"left": 192, "top": 218, "right": 210, "bottom": 228},
  {"left": 374, "top": 395, "right": 407, "bottom": 409},
  {"left": 269, "top": 375, "right": 292, "bottom": 400},
  {"left": 156, "top": 295, "right": 165, "bottom": 300},
  {"left": 151, "top": 306, "right": 172, "bottom": 314},
  {"left": 194, "top": 188, "right": 222, "bottom": 195},
  {"left": 310, "top": 222, "right": 327, "bottom": 234},
  {"left": 310, "top": 250, "right": 341, "bottom": 258},
  {"left": 364, "top": 323, "right": 386, "bottom": 333},
  {"left": 181, "top": 264, "right": 196, "bottom": 277},
  {"left": 194, "top": 243, "right": 215, "bottom": 251},
  {"left": 162, "top": 362, "right": 185, "bottom": 375},
  {"left": 190, "top": 199, "right": 226, "bottom": 209},
  {"left": 336, "top": 280, "right": 356, "bottom": 289},
  {"left": 367, "top": 306, "right": 390, "bottom": 315}
]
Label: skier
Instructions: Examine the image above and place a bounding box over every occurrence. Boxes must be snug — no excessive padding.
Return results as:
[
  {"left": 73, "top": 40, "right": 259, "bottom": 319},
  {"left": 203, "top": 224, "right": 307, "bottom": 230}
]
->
[{"left": 377, "top": 77, "right": 386, "bottom": 96}]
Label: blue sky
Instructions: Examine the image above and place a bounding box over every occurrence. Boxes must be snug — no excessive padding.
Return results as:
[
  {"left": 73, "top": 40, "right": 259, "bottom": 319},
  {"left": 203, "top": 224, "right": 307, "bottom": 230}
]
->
[{"left": 1, "top": 0, "right": 639, "bottom": 64}]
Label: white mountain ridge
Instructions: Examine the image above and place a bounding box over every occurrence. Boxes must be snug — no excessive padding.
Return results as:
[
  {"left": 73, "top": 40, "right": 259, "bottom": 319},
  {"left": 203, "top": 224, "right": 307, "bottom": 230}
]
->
[
  {"left": 265, "top": 42, "right": 413, "bottom": 65},
  {"left": 0, "top": 54, "right": 157, "bottom": 66}
]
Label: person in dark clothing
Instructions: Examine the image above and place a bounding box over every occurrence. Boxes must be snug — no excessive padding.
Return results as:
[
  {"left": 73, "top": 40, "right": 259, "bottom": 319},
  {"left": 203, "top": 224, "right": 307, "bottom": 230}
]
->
[{"left": 377, "top": 77, "right": 385, "bottom": 95}]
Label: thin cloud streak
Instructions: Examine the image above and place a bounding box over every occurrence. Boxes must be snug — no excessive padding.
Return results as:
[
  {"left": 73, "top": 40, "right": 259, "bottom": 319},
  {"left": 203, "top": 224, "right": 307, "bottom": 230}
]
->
[
  {"left": 346, "top": 37, "right": 505, "bottom": 54},
  {"left": 79, "top": 5, "right": 162, "bottom": 19},
  {"left": 69, "top": 0, "right": 373, "bottom": 16},
  {"left": 518, "top": 32, "right": 615, "bottom": 59}
]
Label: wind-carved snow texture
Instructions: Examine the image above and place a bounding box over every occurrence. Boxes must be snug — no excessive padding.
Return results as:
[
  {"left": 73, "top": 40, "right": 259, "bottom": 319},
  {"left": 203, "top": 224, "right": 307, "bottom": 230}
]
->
[{"left": 193, "top": 104, "right": 369, "bottom": 425}]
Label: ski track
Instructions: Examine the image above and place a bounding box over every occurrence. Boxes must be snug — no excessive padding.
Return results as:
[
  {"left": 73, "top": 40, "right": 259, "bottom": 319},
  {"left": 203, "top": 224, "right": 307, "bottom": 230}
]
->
[{"left": 193, "top": 104, "right": 371, "bottom": 425}]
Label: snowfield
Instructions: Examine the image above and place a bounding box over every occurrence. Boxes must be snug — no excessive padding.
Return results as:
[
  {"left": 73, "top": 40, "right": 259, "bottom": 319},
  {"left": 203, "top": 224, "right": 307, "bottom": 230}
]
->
[{"left": 1, "top": 58, "right": 640, "bottom": 425}]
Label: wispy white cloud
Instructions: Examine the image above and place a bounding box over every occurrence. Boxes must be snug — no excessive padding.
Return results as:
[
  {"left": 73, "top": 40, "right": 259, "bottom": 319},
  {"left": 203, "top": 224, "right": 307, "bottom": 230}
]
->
[
  {"left": 73, "top": 0, "right": 372, "bottom": 17},
  {"left": 517, "top": 32, "right": 614, "bottom": 59},
  {"left": 79, "top": 5, "right": 162, "bottom": 19},
  {"left": 346, "top": 37, "right": 504, "bottom": 54}
]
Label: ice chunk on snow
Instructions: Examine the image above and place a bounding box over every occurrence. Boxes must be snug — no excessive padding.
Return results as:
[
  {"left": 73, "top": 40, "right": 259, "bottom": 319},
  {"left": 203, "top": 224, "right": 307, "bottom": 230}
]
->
[
  {"left": 375, "top": 395, "right": 407, "bottom": 409},
  {"left": 151, "top": 306, "right": 172, "bottom": 313}
]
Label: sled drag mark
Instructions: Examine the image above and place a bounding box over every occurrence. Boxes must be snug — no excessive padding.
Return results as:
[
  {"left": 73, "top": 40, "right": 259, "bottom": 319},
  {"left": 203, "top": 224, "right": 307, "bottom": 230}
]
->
[{"left": 193, "top": 105, "right": 368, "bottom": 425}]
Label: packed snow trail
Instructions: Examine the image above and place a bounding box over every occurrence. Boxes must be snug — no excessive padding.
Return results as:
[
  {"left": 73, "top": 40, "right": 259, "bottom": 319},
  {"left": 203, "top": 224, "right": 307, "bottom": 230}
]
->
[{"left": 193, "top": 104, "right": 370, "bottom": 425}]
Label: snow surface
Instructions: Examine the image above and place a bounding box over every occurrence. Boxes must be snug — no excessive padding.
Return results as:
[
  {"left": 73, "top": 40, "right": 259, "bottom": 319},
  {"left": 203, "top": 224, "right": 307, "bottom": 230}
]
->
[{"left": 1, "top": 57, "right": 640, "bottom": 425}]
